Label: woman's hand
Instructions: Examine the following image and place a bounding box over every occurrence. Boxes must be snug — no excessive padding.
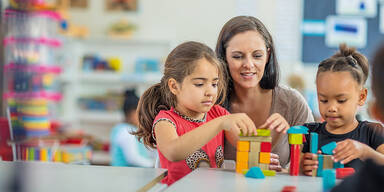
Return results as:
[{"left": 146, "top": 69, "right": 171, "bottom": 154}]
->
[
  {"left": 269, "top": 153, "right": 282, "bottom": 172},
  {"left": 221, "top": 113, "right": 257, "bottom": 136},
  {"left": 333, "top": 139, "right": 369, "bottom": 164},
  {"left": 259, "top": 113, "right": 290, "bottom": 133}
]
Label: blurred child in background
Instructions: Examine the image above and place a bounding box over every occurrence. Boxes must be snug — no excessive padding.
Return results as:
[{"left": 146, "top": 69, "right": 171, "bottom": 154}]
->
[{"left": 110, "top": 89, "right": 155, "bottom": 167}]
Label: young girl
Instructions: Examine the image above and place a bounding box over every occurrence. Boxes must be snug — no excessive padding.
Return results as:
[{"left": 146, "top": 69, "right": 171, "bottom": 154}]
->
[
  {"left": 134, "top": 41, "right": 257, "bottom": 185},
  {"left": 301, "top": 44, "right": 384, "bottom": 175}
]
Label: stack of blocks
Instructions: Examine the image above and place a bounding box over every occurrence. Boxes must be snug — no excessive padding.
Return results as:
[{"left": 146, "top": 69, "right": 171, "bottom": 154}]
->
[
  {"left": 236, "top": 129, "right": 272, "bottom": 174},
  {"left": 287, "top": 126, "right": 309, "bottom": 176}
]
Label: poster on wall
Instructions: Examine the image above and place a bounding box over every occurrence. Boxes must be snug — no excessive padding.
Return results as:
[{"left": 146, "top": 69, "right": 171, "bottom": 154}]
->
[
  {"left": 325, "top": 16, "right": 367, "bottom": 48},
  {"left": 336, "top": 0, "right": 377, "bottom": 18},
  {"left": 105, "top": 0, "right": 137, "bottom": 12}
]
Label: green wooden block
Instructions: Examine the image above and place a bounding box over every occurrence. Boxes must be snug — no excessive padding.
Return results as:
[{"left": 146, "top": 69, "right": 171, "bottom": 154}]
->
[
  {"left": 257, "top": 129, "right": 271, "bottom": 136},
  {"left": 262, "top": 170, "right": 276, "bottom": 176}
]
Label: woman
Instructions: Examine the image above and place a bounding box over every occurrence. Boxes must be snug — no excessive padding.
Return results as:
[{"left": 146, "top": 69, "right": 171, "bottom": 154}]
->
[{"left": 216, "top": 16, "right": 313, "bottom": 170}]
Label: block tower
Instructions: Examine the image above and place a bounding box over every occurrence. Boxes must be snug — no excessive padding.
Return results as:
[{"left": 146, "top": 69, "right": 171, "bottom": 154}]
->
[
  {"left": 287, "top": 126, "right": 309, "bottom": 176},
  {"left": 236, "top": 129, "right": 272, "bottom": 173}
]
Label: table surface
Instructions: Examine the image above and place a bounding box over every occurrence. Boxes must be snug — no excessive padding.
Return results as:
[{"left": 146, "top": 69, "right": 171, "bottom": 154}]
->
[
  {"left": 0, "top": 161, "right": 167, "bottom": 192},
  {"left": 166, "top": 168, "right": 329, "bottom": 192}
]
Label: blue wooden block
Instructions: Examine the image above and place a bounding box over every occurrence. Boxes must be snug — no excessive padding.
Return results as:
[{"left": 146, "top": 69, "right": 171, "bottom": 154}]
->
[
  {"left": 310, "top": 132, "right": 318, "bottom": 154},
  {"left": 245, "top": 167, "right": 265, "bottom": 179},
  {"left": 287, "top": 126, "right": 309, "bottom": 134},
  {"left": 334, "top": 161, "right": 344, "bottom": 168},
  {"left": 317, "top": 154, "right": 323, "bottom": 177},
  {"left": 323, "top": 169, "right": 336, "bottom": 191},
  {"left": 321, "top": 142, "right": 337, "bottom": 155}
]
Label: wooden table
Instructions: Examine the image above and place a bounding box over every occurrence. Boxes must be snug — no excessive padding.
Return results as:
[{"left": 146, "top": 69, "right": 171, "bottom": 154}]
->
[
  {"left": 0, "top": 161, "right": 167, "bottom": 192},
  {"left": 166, "top": 168, "right": 328, "bottom": 192}
]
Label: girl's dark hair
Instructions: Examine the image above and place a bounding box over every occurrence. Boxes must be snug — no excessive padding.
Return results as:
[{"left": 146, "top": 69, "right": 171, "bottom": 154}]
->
[
  {"left": 122, "top": 89, "right": 139, "bottom": 116},
  {"left": 134, "top": 41, "right": 226, "bottom": 149},
  {"left": 317, "top": 44, "right": 369, "bottom": 86},
  {"left": 371, "top": 43, "right": 384, "bottom": 111},
  {"left": 215, "top": 16, "right": 280, "bottom": 109}
]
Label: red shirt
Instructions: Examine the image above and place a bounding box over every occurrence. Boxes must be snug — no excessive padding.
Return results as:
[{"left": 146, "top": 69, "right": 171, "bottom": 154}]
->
[{"left": 153, "top": 105, "right": 229, "bottom": 185}]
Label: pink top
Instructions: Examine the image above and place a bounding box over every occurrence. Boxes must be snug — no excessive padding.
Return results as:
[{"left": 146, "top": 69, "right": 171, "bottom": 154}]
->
[{"left": 153, "top": 105, "right": 229, "bottom": 185}]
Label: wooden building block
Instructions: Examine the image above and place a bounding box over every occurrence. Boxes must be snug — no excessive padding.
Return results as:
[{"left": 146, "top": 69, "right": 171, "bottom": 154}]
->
[
  {"left": 259, "top": 152, "right": 271, "bottom": 164},
  {"left": 250, "top": 141, "right": 261, "bottom": 152},
  {"left": 310, "top": 132, "right": 318, "bottom": 154},
  {"left": 288, "top": 134, "right": 303, "bottom": 144},
  {"left": 239, "top": 136, "right": 272, "bottom": 142},
  {"left": 260, "top": 142, "right": 272, "bottom": 152},
  {"left": 256, "top": 129, "right": 271, "bottom": 136},
  {"left": 334, "top": 161, "right": 344, "bottom": 168},
  {"left": 237, "top": 141, "right": 250, "bottom": 152},
  {"left": 336, "top": 168, "right": 355, "bottom": 179},
  {"left": 236, "top": 161, "right": 248, "bottom": 173},
  {"left": 317, "top": 154, "right": 324, "bottom": 177},
  {"left": 323, "top": 155, "right": 333, "bottom": 169},
  {"left": 281, "top": 185, "right": 297, "bottom": 192},
  {"left": 262, "top": 170, "right": 276, "bottom": 176},
  {"left": 289, "top": 144, "right": 300, "bottom": 176},
  {"left": 258, "top": 163, "right": 269, "bottom": 170},
  {"left": 312, "top": 155, "right": 318, "bottom": 177},
  {"left": 236, "top": 151, "right": 249, "bottom": 163},
  {"left": 248, "top": 151, "right": 259, "bottom": 167}
]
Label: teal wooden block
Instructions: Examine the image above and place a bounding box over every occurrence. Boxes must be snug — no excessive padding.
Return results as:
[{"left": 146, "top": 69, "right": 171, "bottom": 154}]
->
[
  {"left": 310, "top": 132, "right": 318, "bottom": 154},
  {"left": 321, "top": 142, "right": 337, "bottom": 155},
  {"left": 287, "top": 126, "right": 309, "bottom": 134},
  {"left": 245, "top": 167, "right": 265, "bottom": 179},
  {"left": 323, "top": 169, "right": 336, "bottom": 191},
  {"left": 334, "top": 161, "right": 344, "bottom": 168},
  {"left": 317, "top": 154, "right": 323, "bottom": 177}
]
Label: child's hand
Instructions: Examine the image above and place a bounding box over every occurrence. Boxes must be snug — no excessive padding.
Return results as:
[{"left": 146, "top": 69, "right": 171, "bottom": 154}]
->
[
  {"left": 302, "top": 152, "right": 318, "bottom": 176},
  {"left": 222, "top": 113, "right": 257, "bottom": 136},
  {"left": 259, "top": 113, "right": 290, "bottom": 133},
  {"left": 269, "top": 153, "right": 282, "bottom": 172},
  {"left": 333, "top": 139, "right": 369, "bottom": 164}
]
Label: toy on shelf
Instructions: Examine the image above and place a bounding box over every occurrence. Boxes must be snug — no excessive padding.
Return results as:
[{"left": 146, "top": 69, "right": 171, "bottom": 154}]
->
[
  {"left": 236, "top": 129, "right": 274, "bottom": 175},
  {"left": 287, "top": 125, "right": 308, "bottom": 176}
]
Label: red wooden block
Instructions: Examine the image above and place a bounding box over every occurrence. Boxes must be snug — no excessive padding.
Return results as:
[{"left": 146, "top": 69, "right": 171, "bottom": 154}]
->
[
  {"left": 289, "top": 144, "right": 301, "bottom": 176},
  {"left": 281, "top": 185, "right": 297, "bottom": 192},
  {"left": 302, "top": 134, "right": 306, "bottom": 143},
  {"left": 336, "top": 168, "right": 355, "bottom": 179},
  {"left": 260, "top": 142, "right": 271, "bottom": 152}
]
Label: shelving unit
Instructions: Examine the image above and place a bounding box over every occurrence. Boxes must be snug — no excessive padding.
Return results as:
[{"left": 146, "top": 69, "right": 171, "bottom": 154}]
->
[{"left": 58, "top": 37, "right": 171, "bottom": 142}]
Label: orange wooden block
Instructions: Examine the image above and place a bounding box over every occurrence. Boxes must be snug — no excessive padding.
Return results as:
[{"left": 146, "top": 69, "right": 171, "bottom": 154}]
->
[
  {"left": 237, "top": 151, "right": 249, "bottom": 162},
  {"left": 236, "top": 161, "right": 248, "bottom": 173},
  {"left": 259, "top": 152, "right": 271, "bottom": 164},
  {"left": 237, "top": 141, "right": 250, "bottom": 152}
]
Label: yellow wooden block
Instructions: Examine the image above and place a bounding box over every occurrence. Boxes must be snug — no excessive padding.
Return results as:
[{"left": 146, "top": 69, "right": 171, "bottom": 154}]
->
[
  {"left": 288, "top": 134, "right": 303, "bottom": 144},
  {"left": 236, "top": 151, "right": 249, "bottom": 162},
  {"left": 259, "top": 152, "right": 271, "bottom": 164},
  {"left": 248, "top": 151, "right": 259, "bottom": 167},
  {"left": 262, "top": 170, "right": 276, "bottom": 176},
  {"left": 237, "top": 141, "right": 250, "bottom": 152},
  {"left": 236, "top": 161, "right": 248, "bottom": 173},
  {"left": 256, "top": 129, "right": 271, "bottom": 136}
]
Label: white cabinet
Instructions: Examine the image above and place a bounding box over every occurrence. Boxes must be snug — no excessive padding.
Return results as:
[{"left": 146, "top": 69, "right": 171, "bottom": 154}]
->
[{"left": 57, "top": 37, "right": 171, "bottom": 141}]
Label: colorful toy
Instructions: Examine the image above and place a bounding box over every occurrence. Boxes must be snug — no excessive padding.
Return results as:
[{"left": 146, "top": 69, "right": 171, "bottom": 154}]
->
[
  {"left": 245, "top": 166, "right": 265, "bottom": 179},
  {"left": 281, "top": 186, "right": 297, "bottom": 192},
  {"left": 287, "top": 126, "right": 308, "bottom": 176},
  {"left": 336, "top": 167, "right": 355, "bottom": 179},
  {"left": 321, "top": 141, "right": 337, "bottom": 155},
  {"left": 322, "top": 169, "right": 336, "bottom": 191},
  {"left": 236, "top": 129, "right": 272, "bottom": 173}
]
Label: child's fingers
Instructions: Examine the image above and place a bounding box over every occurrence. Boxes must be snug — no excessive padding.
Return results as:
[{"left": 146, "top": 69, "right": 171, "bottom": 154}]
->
[
  {"left": 340, "top": 155, "right": 356, "bottom": 164},
  {"left": 334, "top": 147, "right": 354, "bottom": 162},
  {"left": 334, "top": 140, "right": 348, "bottom": 153},
  {"left": 303, "top": 170, "right": 313, "bottom": 176},
  {"left": 269, "top": 164, "right": 282, "bottom": 172}
]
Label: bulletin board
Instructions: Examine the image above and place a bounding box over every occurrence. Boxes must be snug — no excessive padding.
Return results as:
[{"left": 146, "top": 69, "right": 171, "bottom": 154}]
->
[{"left": 302, "top": 0, "right": 384, "bottom": 64}]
